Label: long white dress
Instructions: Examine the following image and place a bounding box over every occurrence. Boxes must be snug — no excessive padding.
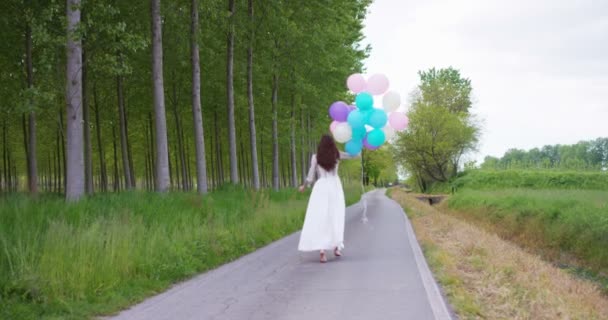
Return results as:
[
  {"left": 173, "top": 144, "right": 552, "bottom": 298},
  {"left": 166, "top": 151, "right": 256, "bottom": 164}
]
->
[{"left": 298, "top": 152, "right": 356, "bottom": 252}]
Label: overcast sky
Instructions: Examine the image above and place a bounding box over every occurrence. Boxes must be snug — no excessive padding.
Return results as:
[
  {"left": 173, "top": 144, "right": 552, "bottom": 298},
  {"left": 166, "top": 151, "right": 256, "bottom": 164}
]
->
[{"left": 362, "top": 0, "right": 608, "bottom": 162}]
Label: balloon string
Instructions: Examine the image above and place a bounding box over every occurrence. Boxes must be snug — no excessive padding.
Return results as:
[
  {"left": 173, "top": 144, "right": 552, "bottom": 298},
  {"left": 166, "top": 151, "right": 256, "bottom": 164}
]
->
[{"left": 361, "top": 151, "right": 368, "bottom": 223}]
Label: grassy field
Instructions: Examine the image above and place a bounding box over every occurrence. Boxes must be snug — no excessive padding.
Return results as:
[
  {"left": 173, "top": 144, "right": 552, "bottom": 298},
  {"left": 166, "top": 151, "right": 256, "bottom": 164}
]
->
[
  {"left": 0, "top": 184, "right": 362, "bottom": 320},
  {"left": 445, "top": 170, "right": 608, "bottom": 293},
  {"left": 452, "top": 169, "right": 608, "bottom": 191},
  {"left": 391, "top": 189, "right": 608, "bottom": 319},
  {"left": 447, "top": 189, "right": 608, "bottom": 277}
]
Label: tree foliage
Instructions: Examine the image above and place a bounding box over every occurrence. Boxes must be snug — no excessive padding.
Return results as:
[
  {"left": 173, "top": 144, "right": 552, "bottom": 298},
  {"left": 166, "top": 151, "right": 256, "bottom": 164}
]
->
[
  {"left": 481, "top": 138, "right": 608, "bottom": 171},
  {"left": 392, "top": 67, "right": 479, "bottom": 192},
  {"left": 0, "top": 0, "right": 373, "bottom": 194}
]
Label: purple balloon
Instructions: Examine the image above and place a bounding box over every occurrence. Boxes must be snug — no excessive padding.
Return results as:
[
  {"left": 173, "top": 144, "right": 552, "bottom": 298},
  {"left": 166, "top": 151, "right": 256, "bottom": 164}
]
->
[
  {"left": 329, "top": 101, "right": 350, "bottom": 122},
  {"left": 363, "top": 135, "right": 379, "bottom": 150}
]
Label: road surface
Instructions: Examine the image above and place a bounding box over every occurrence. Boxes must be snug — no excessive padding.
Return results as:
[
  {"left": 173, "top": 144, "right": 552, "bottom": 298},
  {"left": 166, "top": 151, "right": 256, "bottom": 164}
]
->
[{"left": 106, "top": 189, "right": 453, "bottom": 320}]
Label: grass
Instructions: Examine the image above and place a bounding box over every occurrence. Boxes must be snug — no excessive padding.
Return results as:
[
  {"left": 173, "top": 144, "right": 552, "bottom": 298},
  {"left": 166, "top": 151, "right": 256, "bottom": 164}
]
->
[
  {"left": 391, "top": 189, "right": 608, "bottom": 319},
  {"left": 446, "top": 188, "right": 608, "bottom": 288},
  {"left": 452, "top": 170, "right": 608, "bottom": 191},
  {"left": 0, "top": 184, "right": 362, "bottom": 319}
]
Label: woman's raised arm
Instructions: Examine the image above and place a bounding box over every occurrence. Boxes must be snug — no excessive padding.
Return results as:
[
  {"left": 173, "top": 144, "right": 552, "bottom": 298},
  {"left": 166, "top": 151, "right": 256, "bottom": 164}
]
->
[{"left": 339, "top": 151, "right": 360, "bottom": 160}]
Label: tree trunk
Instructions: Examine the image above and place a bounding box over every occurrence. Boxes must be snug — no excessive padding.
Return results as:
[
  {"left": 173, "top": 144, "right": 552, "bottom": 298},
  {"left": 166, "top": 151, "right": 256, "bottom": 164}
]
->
[
  {"left": 93, "top": 81, "right": 107, "bottom": 192},
  {"left": 65, "top": 0, "right": 84, "bottom": 201},
  {"left": 8, "top": 147, "right": 14, "bottom": 192},
  {"left": 82, "top": 44, "right": 93, "bottom": 194},
  {"left": 174, "top": 143, "right": 180, "bottom": 190},
  {"left": 290, "top": 92, "right": 297, "bottom": 187},
  {"left": 260, "top": 133, "right": 266, "bottom": 188},
  {"left": 112, "top": 124, "right": 120, "bottom": 191},
  {"left": 58, "top": 108, "right": 67, "bottom": 192},
  {"left": 55, "top": 128, "right": 61, "bottom": 193},
  {"left": 116, "top": 75, "right": 133, "bottom": 189},
  {"left": 214, "top": 111, "right": 224, "bottom": 185},
  {"left": 126, "top": 110, "right": 136, "bottom": 188},
  {"left": 271, "top": 71, "right": 279, "bottom": 190},
  {"left": 185, "top": 137, "right": 193, "bottom": 190},
  {"left": 151, "top": 0, "right": 170, "bottom": 192},
  {"left": 300, "top": 105, "right": 306, "bottom": 184},
  {"left": 25, "top": 20, "right": 38, "bottom": 194},
  {"left": 226, "top": 0, "right": 238, "bottom": 184},
  {"left": 238, "top": 133, "right": 246, "bottom": 186},
  {"left": 2, "top": 122, "right": 7, "bottom": 192},
  {"left": 209, "top": 128, "right": 215, "bottom": 189},
  {"left": 148, "top": 112, "right": 156, "bottom": 183},
  {"left": 170, "top": 76, "right": 188, "bottom": 190},
  {"left": 190, "top": 0, "right": 208, "bottom": 193},
  {"left": 247, "top": 0, "right": 260, "bottom": 190}
]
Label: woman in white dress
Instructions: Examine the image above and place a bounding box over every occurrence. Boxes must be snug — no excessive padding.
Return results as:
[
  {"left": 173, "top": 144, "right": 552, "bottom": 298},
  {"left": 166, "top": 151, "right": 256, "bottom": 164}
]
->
[{"left": 298, "top": 134, "right": 359, "bottom": 263}]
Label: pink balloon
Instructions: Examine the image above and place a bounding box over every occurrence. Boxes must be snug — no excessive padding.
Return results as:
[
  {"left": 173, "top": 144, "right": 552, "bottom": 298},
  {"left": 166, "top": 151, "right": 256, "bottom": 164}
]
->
[
  {"left": 389, "top": 112, "right": 409, "bottom": 131},
  {"left": 367, "top": 74, "right": 389, "bottom": 95},
  {"left": 330, "top": 121, "right": 339, "bottom": 132},
  {"left": 347, "top": 73, "right": 367, "bottom": 93}
]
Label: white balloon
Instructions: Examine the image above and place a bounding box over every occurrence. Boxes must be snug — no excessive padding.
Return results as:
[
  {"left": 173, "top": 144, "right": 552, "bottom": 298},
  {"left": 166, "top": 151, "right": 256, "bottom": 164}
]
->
[
  {"left": 382, "top": 91, "right": 401, "bottom": 112},
  {"left": 333, "top": 122, "right": 352, "bottom": 143},
  {"left": 383, "top": 125, "right": 396, "bottom": 140}
]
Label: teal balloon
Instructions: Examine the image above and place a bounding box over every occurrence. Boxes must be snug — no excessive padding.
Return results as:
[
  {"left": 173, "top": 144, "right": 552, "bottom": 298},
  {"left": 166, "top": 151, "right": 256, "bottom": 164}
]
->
[
  {"left": 355, "top": 92, "right": 373, "bottom": 110},
  {"left": 368, "top": 109, "right": 388, "bottom": 128},
  {"left": 362, "top": 109, "right": 373, "bottom": 124},
  {"left": 352, "top": 126, "right": 366, "bottom": 140},
  {"left": 347, "top": 110, "right": 365, "bottom": 128},
  {"left": 345, "top": 139, "right": 363, "bottom": 156},
  {"left": 367, "top": 129, "right": 386, "bottom": 147}
]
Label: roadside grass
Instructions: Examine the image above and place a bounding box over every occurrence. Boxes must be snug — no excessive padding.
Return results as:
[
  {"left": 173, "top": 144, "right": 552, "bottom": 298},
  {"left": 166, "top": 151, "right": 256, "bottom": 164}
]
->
[
  {"left": 391, "top": 189, "right": 608, "bottom": 320},
  {"left": 0, "top": 184, "right": 362, "bottom": 319}
]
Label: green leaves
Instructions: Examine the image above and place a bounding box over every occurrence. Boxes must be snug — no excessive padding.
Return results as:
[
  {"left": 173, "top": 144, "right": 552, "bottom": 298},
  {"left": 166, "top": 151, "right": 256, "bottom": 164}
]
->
[{"left": 393, "top": 68, "right": 480, "bottom": 192}]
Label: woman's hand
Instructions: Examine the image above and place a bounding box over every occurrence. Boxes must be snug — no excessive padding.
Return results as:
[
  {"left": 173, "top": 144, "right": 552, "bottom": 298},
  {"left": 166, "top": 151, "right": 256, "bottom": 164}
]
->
[{"left": 298, "top": 185, "right": 306, "bottom": 193}]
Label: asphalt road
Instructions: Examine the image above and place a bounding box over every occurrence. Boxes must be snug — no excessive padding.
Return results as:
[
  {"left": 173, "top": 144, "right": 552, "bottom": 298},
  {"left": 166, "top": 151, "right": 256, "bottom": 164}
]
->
[{"left": 106, "top": 189, "right": 453, "bottom": 320}]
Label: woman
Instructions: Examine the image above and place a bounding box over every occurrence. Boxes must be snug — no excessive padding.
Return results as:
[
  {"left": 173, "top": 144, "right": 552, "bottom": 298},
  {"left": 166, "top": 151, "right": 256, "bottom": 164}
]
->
[{"left": 298, "top": 134, "right": 359, "bottom": 263}]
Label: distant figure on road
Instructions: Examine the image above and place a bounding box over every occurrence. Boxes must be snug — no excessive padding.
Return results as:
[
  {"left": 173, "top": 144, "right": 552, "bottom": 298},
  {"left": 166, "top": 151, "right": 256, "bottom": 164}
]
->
[{"left": 298, "top": 134, "right": 359, "bottom": 263}]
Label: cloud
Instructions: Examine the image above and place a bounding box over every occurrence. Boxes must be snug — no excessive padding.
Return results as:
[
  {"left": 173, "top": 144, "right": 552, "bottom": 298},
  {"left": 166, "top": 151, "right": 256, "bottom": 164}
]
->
[{"left": 363, "top": 0, "right": 608, "bottom": 162}]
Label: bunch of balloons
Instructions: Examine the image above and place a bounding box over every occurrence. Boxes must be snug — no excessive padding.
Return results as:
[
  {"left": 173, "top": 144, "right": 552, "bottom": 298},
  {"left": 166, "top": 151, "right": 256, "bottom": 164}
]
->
[{"left": 329, "top": 73, "right": 409, "bottom": 155}]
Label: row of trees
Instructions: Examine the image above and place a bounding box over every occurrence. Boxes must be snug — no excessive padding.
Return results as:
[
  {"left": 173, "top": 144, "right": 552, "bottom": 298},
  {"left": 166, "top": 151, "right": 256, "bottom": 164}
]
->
[
  {"left": 0, "top": 0, "right": 372, "bottom": 199},
  {"left": 391, "top": 67, "right": 480, "bottom": 192},
  {"left": 480, "top": 138, "right": 608, "bottom": 171}
]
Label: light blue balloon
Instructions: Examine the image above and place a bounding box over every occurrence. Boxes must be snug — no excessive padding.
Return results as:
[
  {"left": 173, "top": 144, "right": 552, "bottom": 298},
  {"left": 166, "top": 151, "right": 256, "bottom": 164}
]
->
[
  {"left": 355, "top": 92, "right": 373, "bottom": 110},
  {"left": 347, "top": 110, "right": 365, "bottom": 129},
  {"left": 345, "top": 139, "right": 363, "bottom": 156},
  {"left": 368, "top": 109, "right": 388, "bottom": 129},
  {"left": 367, "top": 129, "right": 386, "bottom": 147},
  {"left": 352, "top": 126, "right": 366, "bottom": 140},
  {"left": 361, "top": 109, "right": 373, "bottom": 124}
]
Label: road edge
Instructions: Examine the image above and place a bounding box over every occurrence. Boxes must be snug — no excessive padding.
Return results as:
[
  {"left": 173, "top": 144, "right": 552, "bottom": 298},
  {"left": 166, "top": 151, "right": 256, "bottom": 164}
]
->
[{"left": 385, "top": 193, "right": 455, "bottom": 320}]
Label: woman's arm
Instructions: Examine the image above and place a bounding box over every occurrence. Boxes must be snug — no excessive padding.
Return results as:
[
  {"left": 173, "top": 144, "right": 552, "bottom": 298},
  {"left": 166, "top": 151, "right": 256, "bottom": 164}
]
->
[
  {"left": 299, "top": 154, "right": 317, "bottom": 191},
  {"left": 339, "top": 150, "right": 361, "bottom": 160}
]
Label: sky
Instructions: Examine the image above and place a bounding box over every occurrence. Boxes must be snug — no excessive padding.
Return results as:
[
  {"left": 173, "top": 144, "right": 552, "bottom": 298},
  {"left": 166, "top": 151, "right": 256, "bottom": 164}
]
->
[{"left": 362, "top": 0, "right": 608, "bottom": 163}]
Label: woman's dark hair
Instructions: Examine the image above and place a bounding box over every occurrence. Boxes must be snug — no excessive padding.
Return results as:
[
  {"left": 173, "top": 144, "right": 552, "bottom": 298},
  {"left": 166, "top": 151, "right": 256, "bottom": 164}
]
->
[{"left": 316, "top": 134, "right": 340, "bottom": 171}]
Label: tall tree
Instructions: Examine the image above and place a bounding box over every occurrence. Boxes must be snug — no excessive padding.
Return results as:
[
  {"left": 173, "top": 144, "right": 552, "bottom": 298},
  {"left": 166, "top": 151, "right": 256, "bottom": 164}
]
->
[
  {"left": 65, "top": 0, "right": 85, "bottom": 201},
  {"left": 24, "top": 3, "right": 38, "bottom": 195},
  {"left": 393, "top": 68, "right": 479, "bottom": 192},
  {"left": 226, "top": 0, "right": 238, "bottom": 183},
  {"left": 151, "top": 0, "right": 170, "bottom": 192},
  {"left": 82, "top": 43, "right": 93, "bottom": 194},
  {"left": 190, "top": 0, "right": 208, "bottom": 193},
  {"left": 247, "top": 0, "right": 260, "bottom": 190},
  {"left": 116, "top": 71, "right": 133, "bottom": 189}
]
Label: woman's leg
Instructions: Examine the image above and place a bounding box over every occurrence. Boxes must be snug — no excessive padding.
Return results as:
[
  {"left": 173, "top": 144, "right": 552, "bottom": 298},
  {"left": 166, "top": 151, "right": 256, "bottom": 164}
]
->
[{"left": 320, "top": 250, "right": 327, "bottom": 263}]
